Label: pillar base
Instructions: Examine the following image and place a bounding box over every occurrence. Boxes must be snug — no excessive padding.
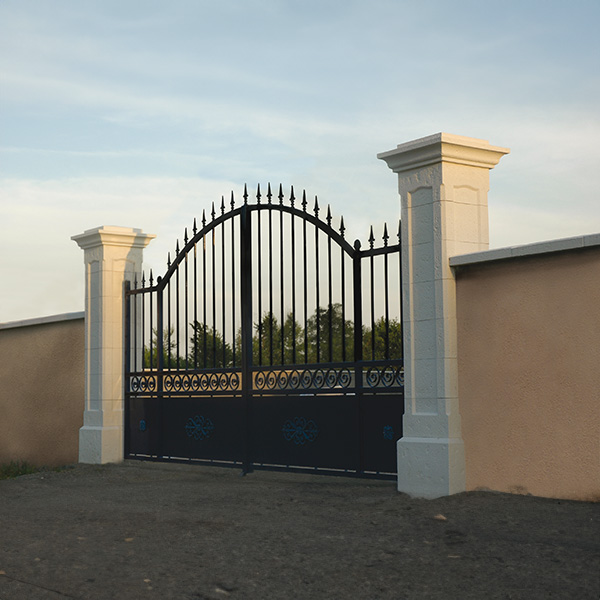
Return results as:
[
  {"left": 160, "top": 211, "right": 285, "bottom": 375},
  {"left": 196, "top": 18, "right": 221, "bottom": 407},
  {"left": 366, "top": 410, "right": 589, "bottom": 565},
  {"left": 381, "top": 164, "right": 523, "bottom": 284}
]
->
[
  {"left": 78, "top": 425, "right": 123, "bottom": 464},
  {"left": 397, "top": 436, "right": 466, "bottom": 498}
]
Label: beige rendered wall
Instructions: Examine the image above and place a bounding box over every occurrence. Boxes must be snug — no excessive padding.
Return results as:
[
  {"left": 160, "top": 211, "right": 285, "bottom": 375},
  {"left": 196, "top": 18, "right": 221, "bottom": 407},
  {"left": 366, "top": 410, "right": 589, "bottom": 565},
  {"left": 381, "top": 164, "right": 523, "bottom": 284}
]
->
[
  {"left": 455, "top": 247, "right": 600, "bottom": 501},
  {"left": 0, "top": 315, "right": 84, "bottom": 467}
]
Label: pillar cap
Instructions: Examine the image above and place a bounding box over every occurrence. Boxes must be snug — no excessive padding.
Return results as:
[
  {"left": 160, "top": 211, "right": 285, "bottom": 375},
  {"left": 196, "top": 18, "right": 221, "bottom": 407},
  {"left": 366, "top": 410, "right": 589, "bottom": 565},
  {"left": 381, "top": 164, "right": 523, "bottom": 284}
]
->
[
  {"left": 378, "top": 132, "right": 509, "bottom": 173},
  {"left": 72, "top": 225, "right": 156, "bottom": 251}
]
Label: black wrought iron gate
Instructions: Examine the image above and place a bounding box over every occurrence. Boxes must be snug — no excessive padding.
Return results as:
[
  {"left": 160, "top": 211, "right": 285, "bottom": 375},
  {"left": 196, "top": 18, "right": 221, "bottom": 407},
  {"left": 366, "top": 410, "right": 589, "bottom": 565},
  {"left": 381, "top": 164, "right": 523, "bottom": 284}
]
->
[{"left": 124, "top": 185, "right": 404, "bottom": 478}]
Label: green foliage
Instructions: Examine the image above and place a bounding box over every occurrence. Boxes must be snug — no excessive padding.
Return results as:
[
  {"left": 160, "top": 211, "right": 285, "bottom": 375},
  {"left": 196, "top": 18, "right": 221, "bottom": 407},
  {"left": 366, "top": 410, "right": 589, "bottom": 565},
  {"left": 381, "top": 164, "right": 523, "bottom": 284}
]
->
[
  {"left": 0, "top": 461, "right": 42, "bottom": 480},
  {"left": 190, "top": 321, "right": 233, "bottom": 368},
  {"left": 363, "top": 316, "right": 403, "bottom": 360},
  {"left": 143, "top": 327, "right": 179, "bottom": 368},
  {"left": 144, "top": 305, "right": 402, "bottom": 369}
]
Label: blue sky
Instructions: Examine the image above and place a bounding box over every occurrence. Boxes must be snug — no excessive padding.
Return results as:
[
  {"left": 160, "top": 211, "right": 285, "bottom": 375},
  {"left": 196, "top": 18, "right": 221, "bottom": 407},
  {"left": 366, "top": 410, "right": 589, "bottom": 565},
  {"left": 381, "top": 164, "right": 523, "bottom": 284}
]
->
[{"left": 1, "top": 0, "right": 599, "bottom": 322}]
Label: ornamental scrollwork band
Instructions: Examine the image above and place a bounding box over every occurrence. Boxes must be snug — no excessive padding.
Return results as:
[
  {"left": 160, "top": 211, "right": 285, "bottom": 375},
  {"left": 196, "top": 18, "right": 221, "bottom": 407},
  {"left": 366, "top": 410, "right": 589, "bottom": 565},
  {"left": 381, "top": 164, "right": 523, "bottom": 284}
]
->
[
  {"left": 365, "top": 365, "right": 404, "bottom": 388},
  {"left": 254, "top": 367, "right": 353, "bottom": 391},
  {"left": 164, "top": 371, "right": 241, "bottom": 393}
]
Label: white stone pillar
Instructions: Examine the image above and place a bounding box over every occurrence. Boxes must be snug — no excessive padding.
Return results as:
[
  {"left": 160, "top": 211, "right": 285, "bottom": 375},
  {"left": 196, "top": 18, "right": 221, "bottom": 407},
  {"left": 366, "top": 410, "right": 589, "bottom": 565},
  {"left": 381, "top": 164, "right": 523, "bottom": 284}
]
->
[
  {"left": 72, "top": 226, "right": 155, "bottom": 464},
  {"left": 378, "top": 133, "right": 509, "bottom": 497}
]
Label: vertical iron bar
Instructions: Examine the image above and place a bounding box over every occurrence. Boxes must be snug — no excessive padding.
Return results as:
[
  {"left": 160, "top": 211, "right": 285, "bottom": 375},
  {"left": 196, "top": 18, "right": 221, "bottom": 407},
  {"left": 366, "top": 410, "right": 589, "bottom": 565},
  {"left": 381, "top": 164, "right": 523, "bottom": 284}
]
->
[
  {"left": 353, "top": 240, "right": 364, "bottom": 474},
  {"left": 222, "top": 214, "right": 226, "bottom": 367},
  {"left": 341, "top": 233, "right": 346, "bottom": 362},
  {"left": 302, "top": 195, "right": 308, "bottom": 363},
  {"left": 202, "top": 234, "right": 207, "bottom": 368},
  {"left": 279, "top": 197, "right": 285, "bottom": 364},
  {"left": 257, "top": 205, "right": 263, "bottom": 366},
  {"left": 149, "top": 273, "right": 154, "bottom": 369},
  {"left": 291, "top": 198, "right": 297, "bottom": 364},
  {"left": 327, "top": 212, "right": 333, "bottom": 362},
  {"left": 176, "top": 252, "right": 180, "bottom": 369},
  {"left": 240, "top": 204, "right": 253, "bottom": 473},
  {"left": 185, "top": 238, "right": 189, "bottom": 368},
  {"left": 194, "top": 239, "right": 198, "bottom": 369},
  {"left": 231, "top": 201, "right": 236, "bottom": 367},
  {"left": 353, "top": 242, "right": 363, "bottom": 363},
  {"left": 156, "top": 284, "right": 164, "bottom": 459},
  {"left": 315, "top": 206, "right": 320, "bottom": 363},
  {"left": 384, "top": 248, "right": 390, "bottom": 360},
  {"left": 212, "top": 226, "right": 216, "bottom": 368},
  {"left": 370, "top": 253, "right": 375, "bottom": 361},
  {"left": 268, "top": 204, "right": 273, "bottom": 366}
]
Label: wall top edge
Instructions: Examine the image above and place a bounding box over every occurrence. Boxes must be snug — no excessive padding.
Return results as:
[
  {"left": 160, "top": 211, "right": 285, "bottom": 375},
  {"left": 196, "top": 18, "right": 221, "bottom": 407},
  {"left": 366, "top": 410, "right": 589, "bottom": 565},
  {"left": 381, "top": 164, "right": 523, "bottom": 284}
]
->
[
  {"left": 450, "top": 233, "right": 600, "bottom": 267},
  {"left": 0, "top": 311, "right": 85, "bottom": 331},
  {"left": 377, "top": 132, "right": 510, "bottom": 173}
]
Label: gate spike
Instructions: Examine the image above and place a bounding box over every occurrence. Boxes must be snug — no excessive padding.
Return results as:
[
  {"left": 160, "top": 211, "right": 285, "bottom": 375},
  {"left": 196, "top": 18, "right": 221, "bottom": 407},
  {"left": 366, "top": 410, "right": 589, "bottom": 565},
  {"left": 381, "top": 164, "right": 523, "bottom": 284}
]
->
[
  {"left": 369, "top": 226, "right": 375, "bottom": 249},
  {"left": 383, "top": 223, "right": 389, "bottom": 247},
  {"left": 326, "top": 205, "right": 332, "bottom": 226},
  {"left": 230, "top": 190, "right": 235, "bottom": 210},
  {"left": 202, "top": 209, "right": 206, "bottom": 228},
  {"left": 133, "top": 274, "right": 138, "bottom": 289},
  {"left": 301, "top": 190, "right": 307, "bottom": 212},
  {"left": 289, "top": 185, "right": 295, "bottom": 207},
  {"left": 141, "top": 271, "right": 146, "bottom": 287},
  {"left": 278, "top": 183, "right": 284, "bottom": 205},
  {"left": 176, "top": 239, "right": 180, "bottom": 254},
  {"left": 398, "top": 219, "right": 402, "bottom": 243},
  {"left": 193, "top": 217, "right": 197, "bottom": 235},
  {"left": 167, "top": 252, "right": 171, "bottom": 269},
  {"left": 211, "top": 201, "right": 216, "bottom": 220},
  {"left": 220, "top": 196, "right": 225, "bottom": 215},
  {"left": 149, "top": 269, "right": 154, "bottom": 286},
  {"left": 313, "top": 196, "right": 320, "bottom": 218},
  {"left": 267, "top": 183, "right": 273, "bottom": 204},
  {"left": 257, "top": 183, "right": 262, "bottom": 204},
  {"left": 339, "top": 216, "right": 345, "bottom": 238},
  {"left": 184, "top": 227, "right": 188, "bottom": 244},
  {"left": 243, "top": 184, "right": 248, "bottom": 205}
]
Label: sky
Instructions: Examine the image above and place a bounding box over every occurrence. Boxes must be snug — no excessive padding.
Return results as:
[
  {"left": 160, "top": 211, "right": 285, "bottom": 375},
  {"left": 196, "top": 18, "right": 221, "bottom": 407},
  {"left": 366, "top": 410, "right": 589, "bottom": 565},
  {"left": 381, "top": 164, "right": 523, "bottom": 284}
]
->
[{"left": 1, "top": 0, "right": 599, "bottom": 323}]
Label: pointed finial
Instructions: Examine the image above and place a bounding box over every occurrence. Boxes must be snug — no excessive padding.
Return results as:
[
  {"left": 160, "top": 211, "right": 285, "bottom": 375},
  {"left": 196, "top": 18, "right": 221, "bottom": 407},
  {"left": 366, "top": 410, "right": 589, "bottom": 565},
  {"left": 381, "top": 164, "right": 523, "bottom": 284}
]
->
[
  {"left": 257, "top": 183, "right": 262, "bottom": 204},
  {"left": 383, "top": 223, "right": 389, "bottom": 247},
  {"left": 141, "top": 271, "right": 146, "bottom": 287},
  {"left": 211, "top": 202, "right": 215, "bottom": 220},
  {"left": 301, "top": 190, "right": 307, "bottom": 212},
  {"left": 184, "top": 227, "right": 188, "bottom": 244},
  {"left": 202, "top": 209, "right": 206, "bottom": 227},
  {"left": 369, "top": 226, "right": 375, "bottom": 249},
  {"left": 289, "top": 185, "right": 295, "bottom": 207},
  {"left": 149, "top": 269, "right": 154, "bottom": 286},
  {"left": 220, "top": 196, "right": 225, "bottom": 215},
  {"left": 339, "top": 216, "right": 345, "bottom": 238},
  {"left": 243, "top": 184, "right": 248, "bottom": 205},
  {"left": 167, "top": 252, "right": 171, "bottom": 269},
  {"left": 176, "top": 239, "right": 180, "bottom": 254},
  {"left": 193, "top": 217, "right": 197, "bottom": 235},
  {"left": 230, "top": 190, "right": 235, "bottom": 210},
  {"left": 278, "top": 183, "right": 284, "bottom": 205},
  {"left": 313, "top": 196, "right": 319, "bottom": 218},
  {"left": 267, "top": 183, "right": 272, "bottom": 204},
  {"left": 326, "top": 205, "right": 332, "bottom": 226}
]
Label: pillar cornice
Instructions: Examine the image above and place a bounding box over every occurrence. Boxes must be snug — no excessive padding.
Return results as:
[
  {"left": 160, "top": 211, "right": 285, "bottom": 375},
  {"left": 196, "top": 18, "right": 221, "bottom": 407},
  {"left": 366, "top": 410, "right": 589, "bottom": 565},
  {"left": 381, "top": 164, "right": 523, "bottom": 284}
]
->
[
  {"left": 378, "top": 132, "right": 509, "bottom": 174},
  {"left": 72, "top": 225, "right": 155, "bottom": 251}
]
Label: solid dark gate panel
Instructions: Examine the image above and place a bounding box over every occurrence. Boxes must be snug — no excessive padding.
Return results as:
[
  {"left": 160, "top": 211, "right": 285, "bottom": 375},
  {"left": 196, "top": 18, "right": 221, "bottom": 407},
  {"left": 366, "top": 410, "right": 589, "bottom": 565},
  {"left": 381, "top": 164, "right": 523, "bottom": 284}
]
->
[{"left": 124, "top": 185, "right": 404, "bottom": 478}]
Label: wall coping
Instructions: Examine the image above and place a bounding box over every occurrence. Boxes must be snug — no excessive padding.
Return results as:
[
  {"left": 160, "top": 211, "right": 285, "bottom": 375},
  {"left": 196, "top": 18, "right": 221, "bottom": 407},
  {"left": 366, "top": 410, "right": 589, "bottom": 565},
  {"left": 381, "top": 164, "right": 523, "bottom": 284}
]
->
[
  {"left": 450, "top": 233, "right": 600, "bottom": 268},
  {"left": 0, "top": 311, "right": 85, "bottom": 331}
]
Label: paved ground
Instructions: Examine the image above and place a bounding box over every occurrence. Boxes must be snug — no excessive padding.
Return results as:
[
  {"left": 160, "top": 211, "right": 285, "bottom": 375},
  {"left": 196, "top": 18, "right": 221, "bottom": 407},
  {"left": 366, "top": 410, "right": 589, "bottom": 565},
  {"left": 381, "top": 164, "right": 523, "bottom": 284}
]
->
[{"left": 0, "top": 461, "right": 598, "bottom": 599}]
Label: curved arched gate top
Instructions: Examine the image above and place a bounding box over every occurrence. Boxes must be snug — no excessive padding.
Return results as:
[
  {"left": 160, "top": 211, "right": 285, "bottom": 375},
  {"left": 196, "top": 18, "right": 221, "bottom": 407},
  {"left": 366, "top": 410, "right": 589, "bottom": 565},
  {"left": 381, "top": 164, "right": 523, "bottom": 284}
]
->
[{"left": 125, "top": 184, "right": 404, "bottom": 478}]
